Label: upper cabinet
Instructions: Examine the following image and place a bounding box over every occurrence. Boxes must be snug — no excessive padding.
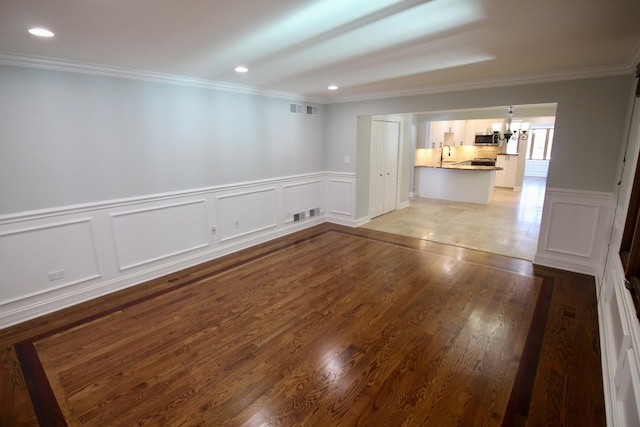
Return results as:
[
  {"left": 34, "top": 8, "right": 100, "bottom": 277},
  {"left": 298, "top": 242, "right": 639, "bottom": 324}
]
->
[
  {"left": 464, "top": 120, "right": 477, "bottom": 146},
  {"left": 428, "top": 118, "right": 506, "bottom": 147},
  {"left": 475, "top": 119, "right": 496, "bottom": 135},
  {"left": 429, "top": 120, "right": 467, "bottom": 147},
  {"left": 429, "top": 121, "right": 443, "bottom": 148}
]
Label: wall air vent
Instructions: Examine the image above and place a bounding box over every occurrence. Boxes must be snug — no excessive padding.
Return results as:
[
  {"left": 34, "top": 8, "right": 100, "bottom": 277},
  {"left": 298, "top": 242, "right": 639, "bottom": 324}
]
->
[
  {"left": 290, "top": 103, "right": 303, "bottom": 114},
  {"left": 309, "top": 207, "right": 320, "bottom": 217},
  {"left": 306, "top": 105, "right": 318, "bottom": 115}
]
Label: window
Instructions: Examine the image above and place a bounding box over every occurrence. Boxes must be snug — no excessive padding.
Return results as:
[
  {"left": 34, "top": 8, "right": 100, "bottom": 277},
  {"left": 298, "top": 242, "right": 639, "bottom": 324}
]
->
[{"left": 526, "top": 128, "right": 554, "bottom": 160}]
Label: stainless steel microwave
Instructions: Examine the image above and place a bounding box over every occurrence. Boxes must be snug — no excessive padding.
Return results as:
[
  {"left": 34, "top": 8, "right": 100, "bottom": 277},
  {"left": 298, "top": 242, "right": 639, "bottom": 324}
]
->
[{"left": 474, "top": 134, "right": 498, "bottom": 145}]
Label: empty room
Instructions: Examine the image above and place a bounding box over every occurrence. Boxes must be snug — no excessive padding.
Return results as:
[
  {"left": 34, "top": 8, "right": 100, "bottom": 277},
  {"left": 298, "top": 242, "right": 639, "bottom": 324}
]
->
[{"left": 2, "top": 1, "right": 640, "bottom": 425}]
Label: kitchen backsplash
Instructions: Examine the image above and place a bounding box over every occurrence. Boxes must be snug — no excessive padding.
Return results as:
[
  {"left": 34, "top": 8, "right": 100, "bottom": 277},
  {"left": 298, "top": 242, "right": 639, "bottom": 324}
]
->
[{"left": 415, "top": 146, "right": 500, "bottom": 166}]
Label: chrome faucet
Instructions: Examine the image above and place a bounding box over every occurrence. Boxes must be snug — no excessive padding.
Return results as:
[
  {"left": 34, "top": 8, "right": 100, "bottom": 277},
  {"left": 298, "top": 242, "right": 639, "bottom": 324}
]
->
[{"left": 440, "top": 144, "right": 451, "bottom": 163}]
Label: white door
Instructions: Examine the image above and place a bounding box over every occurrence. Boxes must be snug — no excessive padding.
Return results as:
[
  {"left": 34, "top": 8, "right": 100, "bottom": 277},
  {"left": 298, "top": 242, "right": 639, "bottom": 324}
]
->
[
  {"left": 370, "top": 121, "right": 386, "bottom": 218},
  {"left": 370, "top": 120, "right": 400, "bottom": 218},
  {"left": 383, "top": 121, "right": 400, "bottom": 214}
]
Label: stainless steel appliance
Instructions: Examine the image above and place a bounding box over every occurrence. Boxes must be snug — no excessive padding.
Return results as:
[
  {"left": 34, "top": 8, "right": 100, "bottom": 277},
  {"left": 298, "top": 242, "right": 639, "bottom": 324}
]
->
[
  {"left": 474, "top": 134, "right": 498, "bottom": 145},
  {"left": 470, "top": 158, "right": 496, "bottom": 166}
]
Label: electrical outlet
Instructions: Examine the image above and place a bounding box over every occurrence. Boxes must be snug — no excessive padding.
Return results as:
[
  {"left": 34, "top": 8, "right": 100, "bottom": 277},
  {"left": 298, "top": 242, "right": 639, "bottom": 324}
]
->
[
  {"left": 210, "top": 226, "right": 216, "bottom": 235},
  {"left": 234, "top": 219, "right": 240, "bottom": 229},
  {"left": 48, "top": 269, "right": 65, "bottom": 281}
]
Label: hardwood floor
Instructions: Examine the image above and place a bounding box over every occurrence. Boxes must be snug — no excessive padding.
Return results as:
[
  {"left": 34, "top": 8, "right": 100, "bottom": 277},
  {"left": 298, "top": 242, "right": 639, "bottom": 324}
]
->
[{"left": 0, "top": 224, "right": 605, "bottom": 426}]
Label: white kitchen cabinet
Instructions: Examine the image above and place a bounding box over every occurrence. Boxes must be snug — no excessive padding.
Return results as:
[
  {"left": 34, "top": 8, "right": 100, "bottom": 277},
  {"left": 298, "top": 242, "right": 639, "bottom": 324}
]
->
[
  {"left": 430, "top": 120, "right": 466, "bottom": 147},
  {"left": 464, "top": 119, "right": 477, "bottom": 145},
  {"left": 475, "top": 119, "right": 495, "bottom": 135},
  {"left": 429, "top": 121, "right": 443, "bottom": 148},
  {"left": 450, "top": 120, "right": 466, "bottom": 146},
  {"left": 495, "top": 154, "right": 518, "bottom": 188}
]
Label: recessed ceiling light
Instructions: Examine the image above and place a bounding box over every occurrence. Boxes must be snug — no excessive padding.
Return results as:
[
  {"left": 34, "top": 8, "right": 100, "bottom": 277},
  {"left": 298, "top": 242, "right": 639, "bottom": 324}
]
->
[
  {"left": 28, "top": 27, "right": 54, "bottom": 37},
  {"left": 328, "top": 85, "right": 339, "bottom": 91},
  {"left": 234, "top": 66, "right": 248, "bottom": 73}
]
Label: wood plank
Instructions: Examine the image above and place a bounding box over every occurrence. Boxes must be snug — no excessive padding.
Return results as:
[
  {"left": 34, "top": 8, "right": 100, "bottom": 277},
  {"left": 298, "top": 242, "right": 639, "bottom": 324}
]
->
[{"left": 0, "top": 224, "right": 605, "bottom": 426}]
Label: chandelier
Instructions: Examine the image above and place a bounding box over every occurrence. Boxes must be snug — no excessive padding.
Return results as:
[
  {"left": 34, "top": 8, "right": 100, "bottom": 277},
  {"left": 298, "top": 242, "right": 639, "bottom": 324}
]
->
[{"left": 492, "top": 106, "right": 529, "bottom": 144}]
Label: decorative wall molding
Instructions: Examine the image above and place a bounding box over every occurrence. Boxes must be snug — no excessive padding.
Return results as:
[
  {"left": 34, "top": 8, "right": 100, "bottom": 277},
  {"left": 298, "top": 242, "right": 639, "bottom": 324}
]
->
[
  {"left": 110, "top": 200, "right": 210, "bottom": 270},
  {"left": 0, "top": 51, "right": 325, "bottom": 104},
  {"left": 599, "top": 257, "right": 640, "bottom": 426},
  {"left": 325, "top": 173, "right": 357, "bottom": 227},
  {"left": 1, "top": 50, "right": 632, "bottom": 107},
  {"left": 216, "top": 188, "right": 278, "bottom": 242},
  {"left": 0, "top": 172, "right": 327, "bottom": 224},
  {"left": 0, "top": 172, "right": 335, "bottom": 330},
  {"left": 0, "top": 217, "right": 102, "bottom": 303},
  {"left": 534, "top": 187, "right": 614, "bottom": 276},
  {"left": 327, "top": 64, "right": 633, "bottom": 104}
]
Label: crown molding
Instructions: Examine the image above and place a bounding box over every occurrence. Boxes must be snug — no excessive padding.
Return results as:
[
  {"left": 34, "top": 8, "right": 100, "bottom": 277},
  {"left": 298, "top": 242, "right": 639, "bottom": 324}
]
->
[
  {"left": 627, "top": 40, "right": 640, "bottom": 70},
  {"left": 325, "top": 64, "right": 634, "bottom": 104},
  {"left": 0, "top": 51, "right": 326, "bottom": 104},
  {"left": 0, "top": 50, "right": 635, "bottom": 106}
]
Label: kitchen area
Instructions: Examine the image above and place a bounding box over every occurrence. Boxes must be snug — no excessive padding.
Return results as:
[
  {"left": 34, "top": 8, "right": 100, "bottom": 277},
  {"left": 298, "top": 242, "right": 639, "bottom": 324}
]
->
[
  {"left": 413, "top": 105, "right": 554, "bottom": 204},
  {"left": 362, "top": 104, "right": 556, "bottom": 260}
]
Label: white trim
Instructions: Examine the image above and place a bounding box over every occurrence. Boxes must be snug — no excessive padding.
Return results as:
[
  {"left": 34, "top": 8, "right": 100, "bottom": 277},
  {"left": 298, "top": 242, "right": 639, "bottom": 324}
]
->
[
  {"left": 533, "top": 187, "right": 614, "bottom": 277},
  {"left": 0, "top": 51, "right": 325, "bottom": 104},
  {"left": 0, "top": 172, "right": 327, "bottom": 225},
  {"left": 0, "top": 51, "right": 634, "bottom": 106},
  {"left": 327, "top": 64, "right": 632, "bottom": 104},
  {"left": 599, "top": 257, "right": 640, "bottom": 426}
]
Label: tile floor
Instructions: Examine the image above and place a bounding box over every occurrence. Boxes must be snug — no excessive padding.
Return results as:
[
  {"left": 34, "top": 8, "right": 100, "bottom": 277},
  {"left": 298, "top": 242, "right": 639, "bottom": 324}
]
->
[{"left": 360, "top": 176, "right": 546, "bottom": 260}]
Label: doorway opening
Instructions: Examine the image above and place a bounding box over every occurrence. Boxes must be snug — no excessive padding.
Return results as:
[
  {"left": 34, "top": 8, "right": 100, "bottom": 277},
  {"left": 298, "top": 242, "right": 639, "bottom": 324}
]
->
[{"left": 361, "top": 104, "right": 556, "bottom": 261}]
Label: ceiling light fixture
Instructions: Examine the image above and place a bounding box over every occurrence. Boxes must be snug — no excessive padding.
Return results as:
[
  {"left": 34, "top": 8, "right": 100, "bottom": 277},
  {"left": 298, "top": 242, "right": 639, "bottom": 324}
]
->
[
  {"left": 28, "top": 27, "right": 54, "bottom": 37},
  {"left": 492, "top": 106, "right": 529, "bottom": 144},
  {"left": 234, "top": 66, "right": 248, "bottom": 73},
  {"left": 328, "top": 85, "right": 338, "bottom": 91}
]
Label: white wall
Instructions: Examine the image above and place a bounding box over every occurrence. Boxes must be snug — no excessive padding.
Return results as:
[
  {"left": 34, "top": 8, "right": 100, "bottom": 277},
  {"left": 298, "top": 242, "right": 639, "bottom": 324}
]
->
[
  {"left": 0, "top": 64, "right": 325, "bottom": 214},
  {"left": 0, "top": 63, "right": 358, "bottom": 329}
]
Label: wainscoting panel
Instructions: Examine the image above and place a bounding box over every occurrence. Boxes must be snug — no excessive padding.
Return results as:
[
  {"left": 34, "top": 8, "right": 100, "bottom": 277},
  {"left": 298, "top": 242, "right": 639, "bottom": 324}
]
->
[
  {"left": 534, "top": 188, "right": 613, "bottom": 276},
  {"left": 599, "top": 258, "right": 640, "bottom": 426},
  {"left": 0, "top": 218, "right": 101, "bottom": 302},
  {"left": 110, "top": 200, "right": 210, "bottom": 271},
  {"left": 325, "top": 173, "right": 356, "bottom": 226},
  {"left": 216, "top": 188, "right": 278, "bottom": 242},
  {"left": 282, "top": 179, "right": 325, "bottom": 224},
  {"left": 0, "top": 173, "right": 336, "bottom": 329}
]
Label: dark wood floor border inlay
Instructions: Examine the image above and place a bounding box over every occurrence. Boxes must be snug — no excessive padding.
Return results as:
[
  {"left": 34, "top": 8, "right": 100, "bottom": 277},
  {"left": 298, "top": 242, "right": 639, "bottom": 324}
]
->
[
  {"left": 14, "top": 342, "right": 67, "bottom": 426},
  {"left": 501, "top": 276, "right": 554, "bottom": 426}
]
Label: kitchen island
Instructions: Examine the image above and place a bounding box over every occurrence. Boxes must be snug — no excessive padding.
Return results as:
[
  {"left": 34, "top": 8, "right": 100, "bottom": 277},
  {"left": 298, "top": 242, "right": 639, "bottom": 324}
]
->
[{"left": 415, "top": 162, "right": 503, "bottom": 204}]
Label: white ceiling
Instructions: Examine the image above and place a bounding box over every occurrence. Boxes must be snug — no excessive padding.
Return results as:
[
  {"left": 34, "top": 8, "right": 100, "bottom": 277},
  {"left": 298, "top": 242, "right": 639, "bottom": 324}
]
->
[{"left": 1, "top": 0, "right": 639, "bottom": 102}]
